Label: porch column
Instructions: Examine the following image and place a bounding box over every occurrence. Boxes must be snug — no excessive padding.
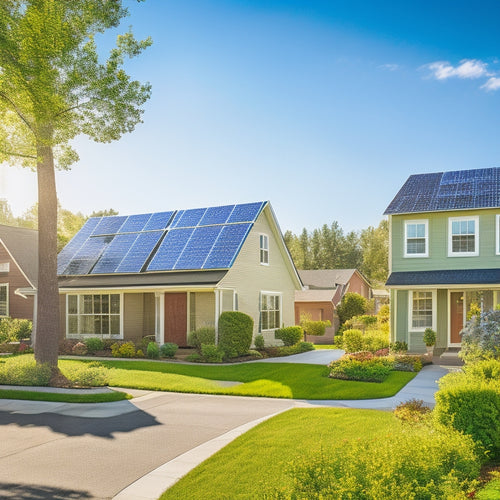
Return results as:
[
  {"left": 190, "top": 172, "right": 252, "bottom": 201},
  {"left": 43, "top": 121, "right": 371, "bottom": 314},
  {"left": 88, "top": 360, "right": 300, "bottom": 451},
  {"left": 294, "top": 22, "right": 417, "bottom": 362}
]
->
[{"left": 155, "top": 291, "right": 165, "bottom": 344}]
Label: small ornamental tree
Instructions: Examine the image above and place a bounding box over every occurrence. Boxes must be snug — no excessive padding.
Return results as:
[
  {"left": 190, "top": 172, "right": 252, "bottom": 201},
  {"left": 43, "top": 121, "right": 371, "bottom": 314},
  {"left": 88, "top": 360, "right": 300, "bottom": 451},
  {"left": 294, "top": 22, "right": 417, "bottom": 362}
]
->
[
  {"left": 336, "top": 292, "right": 368, "bottom": 325},
  {"left": 459, "top": 309, "right": 500, "bottom": 363}
]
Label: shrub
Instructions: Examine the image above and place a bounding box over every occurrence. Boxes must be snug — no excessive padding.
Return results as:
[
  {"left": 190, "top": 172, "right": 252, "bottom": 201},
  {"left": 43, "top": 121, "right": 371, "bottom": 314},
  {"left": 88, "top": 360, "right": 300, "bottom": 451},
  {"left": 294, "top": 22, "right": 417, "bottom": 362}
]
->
[
  {"left": 160, "top": 342, "right": 178, "bottom": 358},
  {"left": 201, "top": 343, "right": 223, "bottom": 363},
  {"left": 329, "top": 356, "right": 393, "bottom": 383},
  {"left": 374, "top": 348, "right": 389, "bottom": 356},
  {"left": 459, "top": 309, "right": 500, "bottom": 363},
  {"left": 218, "top": 311, "right": 253, "bottom": 358},
  {"left": 423, "top": 327, "right": 436, "bottom": 346},
  {"left": 188, "top": 327, "right": 216, "bottom": 353},
  {"left": 341, "top": 329, "right": 364, "bottom": 352},
  {"left": 300, "top": 317, "right": 331, "bottom": 337},
  {"left": 336, "top": 292, "right": 368, "bottom": 324},
  {"left": 268, "top": 425, "right": 481, "bottom": 499},
  {"left": 111, "top": 341, "right": 136, "bottom": 358},
  {"left": 390, "top": 341, "right": 408, "bottom": 354},
  {"left": 0, "top": 317, "right": 32, "bottom": 343},
  {"left": 247, "top": 349, "right": 263, "bottom": 359},
  {"left": 345, "top": 351, "right": 373, "bottom": 361},
  {"left": 59, "top": 339, "right": 78, "bottom": 355},
  {"left": 72, "top": 342, "right": 88, "bottom": 356},
  {"left": 341, "top": 329, "right": 389, "bottom": 353},
  {"left": 0, "top": 355, "right": 51, "bottom": 385},
  {"left": 84, "top": 337, "right": 105, "bottom": 354},
  {"left": 393, "top": 354, "right": 423, "bottom": 372},
  {"left": 136, "top": 349, "right": 144, "bottom": 358},
  {"left": 297, "top": 341, "right": 314, "bottom": 352},
  {"left": 146, "top": 341, "right": 159, "bottom": 359},
  {"left": 139, "top": 335, "right": 156, "bottom": 352},
  {"left": 274, "top": 326, "right": 303, "bottom": 346},
  {"left": 394, "top": 398, "right": 431, "bottom": 423},
  {"left": 254, "top": 334, "right": 265, "bottom": 350},
  {"left": 185, "top": 353, "right": 203, "bottom": 362},
  {"left": 62, "top": 361, "right": 108, "bottom": 387}
]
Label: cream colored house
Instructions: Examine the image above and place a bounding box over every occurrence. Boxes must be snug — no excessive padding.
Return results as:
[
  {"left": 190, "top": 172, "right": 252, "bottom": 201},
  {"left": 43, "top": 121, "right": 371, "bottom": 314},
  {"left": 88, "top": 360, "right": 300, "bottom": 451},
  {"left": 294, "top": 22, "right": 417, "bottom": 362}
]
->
[{"left": 57, "top": 202, "right": 302, "bottom": 346}]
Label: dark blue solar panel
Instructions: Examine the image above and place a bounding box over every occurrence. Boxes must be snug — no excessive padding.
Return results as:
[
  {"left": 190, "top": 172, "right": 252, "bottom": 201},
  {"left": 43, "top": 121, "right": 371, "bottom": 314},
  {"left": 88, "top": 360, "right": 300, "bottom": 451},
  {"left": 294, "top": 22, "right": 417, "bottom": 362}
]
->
[
  {"left": 174, "top": 225, "right": 223, "bottom": 270},
  {"left": 57, "top": 218, "right": 101, "bottom": 274},
  {"left": 173, "top": 208, "right": 207, "bottom": 228},
  {"left": 116, "top": 231, "right": 164, "bottom": 273},
  {"left": 198, "top": 205, "right": 234, "bottom": 226},
  {"left": 119, "top": 213, "right": 152, "bottom": 233},
  {"left": 203, "top": 223, "right": 252, "bottom": 269},
  {"left": 91, "top": 233, "right": 139, "bottom": 274},
  {"left": 227, "top": 202, "right": 264, "bottom": 223},
  {"left": 147, "top": 228, "right": 195, "bottom": 271},
  {"left": 92, "top": 216, "right": 128, "bottom": 235},
  {"left": 143, "top": 211, "right": 174, "bottom": 231},
  {"left": 63, "top": 235, "right": 113, "bottom": 275}
]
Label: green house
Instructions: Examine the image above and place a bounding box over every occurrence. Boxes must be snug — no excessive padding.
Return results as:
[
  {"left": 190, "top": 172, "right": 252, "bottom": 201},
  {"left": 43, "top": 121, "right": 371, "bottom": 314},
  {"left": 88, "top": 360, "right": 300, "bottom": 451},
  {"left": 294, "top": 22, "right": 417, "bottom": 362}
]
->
[{"left": 385, "top": 167, "right": 500, "bottom": 353}]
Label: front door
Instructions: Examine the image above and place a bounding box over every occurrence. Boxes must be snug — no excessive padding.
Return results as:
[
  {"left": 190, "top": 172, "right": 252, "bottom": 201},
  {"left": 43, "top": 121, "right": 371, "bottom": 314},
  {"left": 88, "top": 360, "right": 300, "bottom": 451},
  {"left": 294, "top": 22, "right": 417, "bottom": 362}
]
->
[
  {"left": 164, "top": 293, "right": 187, "bottom": 346},
  {"left": 450, "top": 292, "right": 464, "bottom": 345}
]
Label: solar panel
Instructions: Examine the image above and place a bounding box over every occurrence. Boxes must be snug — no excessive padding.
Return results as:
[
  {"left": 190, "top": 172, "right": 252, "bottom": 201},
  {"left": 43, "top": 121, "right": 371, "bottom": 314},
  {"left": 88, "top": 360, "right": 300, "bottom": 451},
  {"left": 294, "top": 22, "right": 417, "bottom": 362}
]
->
[
  {"left": 57, "top": 217, "right": 101, "bottom": 274},
  {"left": 227, "top": 202, "right": 264, "bottom": 223},
  {"left": 92, "top": 216, "right": 128, "bottom": 235},
  {"left": 147, "top": 227, "right": 195, "bottom": 271},
  {"left": 119, "top": 213, "right": 152, "bottom": 233},
  {"left": 143, "top": 211, "right": 175, "bottom": 231},
  {"left": 174, "top": 225, "right": 223, "bottom": 270},
  {"left": 173, "top": 207, "right": 207, "bottom": 228},
  {"left": 203, "top": 223, "right": 252, "bottom": 269},
  {"left": 63, "top": 235, "right": 113, "bottom": 275},
  {"left": 116, "top": 231, "right": 164, "bottom": 273},
  {"left": 198, "top": 205, "right": 234, "bottom": 226},
  {"left": 91, "top": 233, "right": 139, "bottom": 274}
]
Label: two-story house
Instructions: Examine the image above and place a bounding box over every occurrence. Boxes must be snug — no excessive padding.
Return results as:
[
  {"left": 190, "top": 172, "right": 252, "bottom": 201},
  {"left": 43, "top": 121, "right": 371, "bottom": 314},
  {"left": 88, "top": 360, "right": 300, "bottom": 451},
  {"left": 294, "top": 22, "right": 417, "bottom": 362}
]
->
[{"left": 384, "top": 167, "right": 500, "bottom": 353}]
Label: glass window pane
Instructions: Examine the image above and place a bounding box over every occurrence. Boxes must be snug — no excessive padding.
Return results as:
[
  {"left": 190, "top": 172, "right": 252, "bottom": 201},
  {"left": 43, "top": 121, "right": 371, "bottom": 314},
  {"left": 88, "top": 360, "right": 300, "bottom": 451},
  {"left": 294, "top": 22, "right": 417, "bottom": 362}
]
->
[
  {"left": 407, "top": 224, "right": 416, "bottom": 238},
  {"left": 93, "top": 295, "right": 101, "bottom": 314},
  {"left": 94, "top": 315, "right": 102, "bottom": 335},
  {"left": 102, "top": 294, "right": 109, "bottom": 314},
  {"left": 452, "top": 221, "right": 459, "bottom": 234},
  {"left": 261, "top": 311, "right": 268, "bottom": 330},
  {"left": 83, "top": 295, "right": 93, "bottom": 314},
  {"left": 110, "top": 294, "right": 120, "bottom": 314},
  {"left": 416, "top": 224, "right": 425, "bottom": 238},
  {"left": 110, "top": 315, "right": 120, "bottom": 335},
  {"left": 68, "top": 315, "right": 78, "bottom": 334},
  {"left": 68, "top": 295, "right": 78, "bottom": 314}
]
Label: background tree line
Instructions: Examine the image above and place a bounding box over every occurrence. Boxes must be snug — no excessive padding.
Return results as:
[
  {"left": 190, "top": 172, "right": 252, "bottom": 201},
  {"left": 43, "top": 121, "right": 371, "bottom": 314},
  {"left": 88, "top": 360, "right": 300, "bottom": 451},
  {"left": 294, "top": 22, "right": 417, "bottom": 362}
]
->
[{"left": 284, "top": 220, "right": 388, "bottom": 286}]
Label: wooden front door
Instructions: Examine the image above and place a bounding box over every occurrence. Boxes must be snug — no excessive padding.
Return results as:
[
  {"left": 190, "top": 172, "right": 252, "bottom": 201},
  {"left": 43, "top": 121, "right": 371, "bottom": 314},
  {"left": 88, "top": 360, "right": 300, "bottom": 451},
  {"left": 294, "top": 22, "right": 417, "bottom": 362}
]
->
[
  {"left": 164, "top": 293, "right": 187, "bottom": 346},
  {"left": 450, "top": 292, "right": 464, "bottom": 344}
]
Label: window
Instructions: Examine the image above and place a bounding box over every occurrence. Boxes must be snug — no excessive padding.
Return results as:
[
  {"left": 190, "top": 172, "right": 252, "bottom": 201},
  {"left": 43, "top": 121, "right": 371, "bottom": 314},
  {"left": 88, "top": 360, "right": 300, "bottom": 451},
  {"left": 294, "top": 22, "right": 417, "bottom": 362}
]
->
[
  {"left": 409, "top": 291, "right": 433, "bottom": 330},
  {"left": 404, "top": 220, "right": 428, "bottom": 257},
  {"left": 260, "top": 234, "right": 269, "bottom": 265},
  {"left": 0, "top": 284, "right": 8, "bottom": 316},
  {"left": 0, "top": 262, "right": 10, "bottom": 272},
  {"left": 67, "top": 293, "right": 121, "bottom": 336},
  {"left": 260, "top": 292, "right": 281, "bottom": 330},
  {"left": 448, "top": 216, "right": 479, "bottom": 256}
]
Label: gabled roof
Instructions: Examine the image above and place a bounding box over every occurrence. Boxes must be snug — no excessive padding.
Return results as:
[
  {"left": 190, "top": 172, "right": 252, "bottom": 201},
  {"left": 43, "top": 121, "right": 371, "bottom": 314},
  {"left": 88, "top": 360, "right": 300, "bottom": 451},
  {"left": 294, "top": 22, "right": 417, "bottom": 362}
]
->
[
  {"left": 58, "top": 202, "right": 267, "bottom": 276},
  {"left": 384, "top": 167, "right": 500, "bottom": 215},
  {"left": 295, "top": 289, "right": 336, "bottom": 303},
  {"left": 0, "top": 224, "right": 38, "bottom": 287},
  {"left": 298, "top": 269, "right": 364, "bottom": 289}
]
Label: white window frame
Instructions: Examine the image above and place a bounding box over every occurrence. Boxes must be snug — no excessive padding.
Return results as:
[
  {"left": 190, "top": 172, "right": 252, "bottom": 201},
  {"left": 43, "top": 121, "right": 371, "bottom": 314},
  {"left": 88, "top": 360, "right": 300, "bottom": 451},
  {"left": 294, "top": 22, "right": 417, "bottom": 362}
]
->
[
  {"left": 448, "top": 216, "right": 479, "bottom": 257},
  {"left": 404, "top": 220, "right": 429, "bottom": 258},
  {"left": 259, "top": 234, "right": 269, "bottom": 265},
  {"left": 0, "top": 262, "right": 10, "bottom": 272},
  {"left": 0, "top": 283, "right": 8, "bottom": 317},
  {"left": 408, "top": 290, "right": 436, "bottom": 332},
  {"left": 260, "top": 291, "right": 281, "bottom": 331},
  {"left": 496, "top": 215, "right": 500, "bottom": 255},
  {"left": 66, "top": 292, "right": 123, "bottom": 339}
]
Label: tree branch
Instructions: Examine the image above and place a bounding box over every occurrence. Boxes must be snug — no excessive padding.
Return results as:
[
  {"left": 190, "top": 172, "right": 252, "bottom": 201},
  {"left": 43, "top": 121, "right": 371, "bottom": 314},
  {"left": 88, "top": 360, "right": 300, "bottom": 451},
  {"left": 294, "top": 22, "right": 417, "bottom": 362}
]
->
[
  {"left": 0, "top": 148, "right": 36, "bottom": 160},
  {"left": 0, "top": 91, "right": 35, "bottom": 135}
]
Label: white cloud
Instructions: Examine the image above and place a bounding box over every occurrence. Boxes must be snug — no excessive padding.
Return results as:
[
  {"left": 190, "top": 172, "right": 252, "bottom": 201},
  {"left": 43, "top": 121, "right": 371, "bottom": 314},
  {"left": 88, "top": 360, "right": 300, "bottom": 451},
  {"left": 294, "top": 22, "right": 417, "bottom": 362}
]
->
[
  {"left": 481, "top": 77, "right": 500, "bottom": 91},
  {"left": 379, "top": 63, "right": 399, "bottom": 72},
  {"left": 425, "top": 59, "right": 490, "bottom": 80}
]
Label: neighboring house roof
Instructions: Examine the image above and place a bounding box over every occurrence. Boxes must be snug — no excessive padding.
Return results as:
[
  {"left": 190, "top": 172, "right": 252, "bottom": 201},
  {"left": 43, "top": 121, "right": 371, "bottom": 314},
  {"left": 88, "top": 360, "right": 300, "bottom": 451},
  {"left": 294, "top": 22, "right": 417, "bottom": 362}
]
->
[
  {"left": 386, "top": 269, "right": 500, "bottom": 286},
  {"left": 298, "top": 269, "right": 369, "bottom": 289},
  {"left": 0, "top": 224, "right": 38, "bottom": 287},
  {"left": 295, "top": 289, "right": 336, "bottom": 303},
  {"left": 384, "top": 166, "right": 500, "bottom": 215},
  {"left": 372, "top": 289, "right": 390, "bottom": 298},
  {"left": 58, "top": 202, "right": 267, "bottom": 276}
]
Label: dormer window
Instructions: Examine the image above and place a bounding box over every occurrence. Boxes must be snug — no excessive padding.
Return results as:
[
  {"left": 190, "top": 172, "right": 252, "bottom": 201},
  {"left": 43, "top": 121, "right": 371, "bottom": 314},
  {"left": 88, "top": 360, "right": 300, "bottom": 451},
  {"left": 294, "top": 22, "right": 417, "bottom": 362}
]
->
[
  {"left": 260, "top": 234, "right": 269, "bottom": 265},
  {"left": 404, "top": 220, "right": 428, "bottom": 257},
  {"left": 448, "top": 216, "right": 479, "bottom": 257}
]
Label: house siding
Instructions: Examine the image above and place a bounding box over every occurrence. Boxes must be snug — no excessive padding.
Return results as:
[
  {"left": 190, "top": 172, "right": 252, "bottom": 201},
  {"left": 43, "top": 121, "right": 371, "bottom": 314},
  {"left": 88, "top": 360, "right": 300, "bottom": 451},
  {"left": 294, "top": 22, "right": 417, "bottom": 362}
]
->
[
  {"left": 191, "top": 292, "right": 215, "bottom": 330},
  {"left": 294, "top": 301, "right": 337, "bottom": 344},
  {"left": 123, "top": 293, "right": 145, "bottom": 342},
  {"left": 218, "top": 207, "right": 298, "bottom": 345},
  {"left": 347, "top": 272, "right": 371, "bottom": 299},
  {"left": 143, "top": 293, "right": 155, "bottom": 337}
]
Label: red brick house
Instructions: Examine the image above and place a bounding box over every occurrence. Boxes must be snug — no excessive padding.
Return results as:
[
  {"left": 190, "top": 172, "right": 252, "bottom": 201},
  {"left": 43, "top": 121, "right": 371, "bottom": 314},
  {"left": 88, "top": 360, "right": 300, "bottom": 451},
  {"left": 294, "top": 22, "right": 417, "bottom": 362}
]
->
[{"left": 0, "top": 224, "right": 38, "bottom": 321}]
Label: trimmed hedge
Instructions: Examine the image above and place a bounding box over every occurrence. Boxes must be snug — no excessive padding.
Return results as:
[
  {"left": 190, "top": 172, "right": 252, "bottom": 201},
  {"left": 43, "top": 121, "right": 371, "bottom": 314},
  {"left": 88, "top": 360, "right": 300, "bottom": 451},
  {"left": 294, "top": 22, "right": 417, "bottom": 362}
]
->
[
  {"left": 275, "top": 326, "right": 303, "bottom": 346},
  {"left": 218, "top": 311, "right": 253, "bottom": 358},
  {"left": 188, "top": 327, "right": 216, "bottom": 353}
]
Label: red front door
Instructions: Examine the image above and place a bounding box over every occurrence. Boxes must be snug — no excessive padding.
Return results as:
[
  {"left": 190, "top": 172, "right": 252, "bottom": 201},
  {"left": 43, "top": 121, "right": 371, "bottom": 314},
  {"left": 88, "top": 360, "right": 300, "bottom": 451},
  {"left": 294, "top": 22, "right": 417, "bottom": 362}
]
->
[
  {"left": 164, "top": 293, "right": 187, "bottom": 346},
  {"left": 450, "top": 292, "right": 464, "bottom": 344}
]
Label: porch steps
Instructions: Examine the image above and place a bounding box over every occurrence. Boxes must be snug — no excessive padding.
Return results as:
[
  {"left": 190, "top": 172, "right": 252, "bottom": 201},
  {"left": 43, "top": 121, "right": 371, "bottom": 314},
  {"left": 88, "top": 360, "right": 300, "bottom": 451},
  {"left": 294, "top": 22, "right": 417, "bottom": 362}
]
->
[{"left": 435, "top": 347, "right": 463, "bottom": 367}]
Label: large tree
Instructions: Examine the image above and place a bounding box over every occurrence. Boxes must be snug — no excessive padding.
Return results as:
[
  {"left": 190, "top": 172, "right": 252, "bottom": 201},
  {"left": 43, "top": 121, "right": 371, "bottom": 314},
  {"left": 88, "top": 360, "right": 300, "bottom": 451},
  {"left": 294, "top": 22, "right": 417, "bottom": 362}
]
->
[{"left": 0, "top": 1, "right": 151, "bottom": 368}]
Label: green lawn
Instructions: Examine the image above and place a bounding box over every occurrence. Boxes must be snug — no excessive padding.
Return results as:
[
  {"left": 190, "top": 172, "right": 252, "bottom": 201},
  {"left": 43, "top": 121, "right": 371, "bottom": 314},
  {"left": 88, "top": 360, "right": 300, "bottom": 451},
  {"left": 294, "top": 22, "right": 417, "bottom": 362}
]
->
[
  {"left": 59, "top": 359, "right": 415, "bottom": 400},
  {"left": 477, "top": 479, "right": 500, "bottom": 499},
  {"left": 313, "top": 344, "right": 338, "bottom": 349},
  {"left": 0, "top": 388, "right": 129, "bottom": 403}
]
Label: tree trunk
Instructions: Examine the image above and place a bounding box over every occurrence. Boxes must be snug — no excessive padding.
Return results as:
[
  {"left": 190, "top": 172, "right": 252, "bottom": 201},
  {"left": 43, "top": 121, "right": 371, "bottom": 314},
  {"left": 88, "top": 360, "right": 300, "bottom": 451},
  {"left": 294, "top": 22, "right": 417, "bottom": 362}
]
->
[{"left": 34, "top": 141, "right": 60, "bottom": 367}]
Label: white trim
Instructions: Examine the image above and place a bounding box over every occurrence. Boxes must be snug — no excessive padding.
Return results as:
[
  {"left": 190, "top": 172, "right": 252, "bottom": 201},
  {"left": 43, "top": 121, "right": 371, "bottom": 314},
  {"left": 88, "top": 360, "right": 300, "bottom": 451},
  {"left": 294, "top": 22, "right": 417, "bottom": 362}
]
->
[
  {"left": 388, "top": 215, "right": 392, "bottom": 272},
  {"left": 404, "top": 219, "right": 429, "bottom": 258},
  {"left": 447, "top": 289, "right": 464, "bottom": 347},
  {"left": 448, "top": 216, "right": 479, "bottom": 257},
  {"left": 259, "top": 233, "right": 269, "bottom": 265},
  {"left": 259, "top": 290, "right": 282, "bottom": 332},
  {"left": 0, "top": 282, "right": 9, "bottom": 317},
  {"left": 408, "top": 289, "right": 436, "bottom": 332},
  {"left": 496, "top": 214, "right": 500, "bottom": 255},
  {"left": 154, "top": 291, "right": 165, "bottom": 344}
]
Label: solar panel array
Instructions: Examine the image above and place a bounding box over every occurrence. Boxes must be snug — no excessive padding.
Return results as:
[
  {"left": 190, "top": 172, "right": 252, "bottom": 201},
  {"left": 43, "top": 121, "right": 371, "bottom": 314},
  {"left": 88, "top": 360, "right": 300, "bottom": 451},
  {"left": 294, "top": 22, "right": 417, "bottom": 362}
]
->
[
  {"left": 58, "top": 202, "right": 265, "bottom": 275},
  {"left": 384, "top": 167, "right": 500, "bottom": 215}
]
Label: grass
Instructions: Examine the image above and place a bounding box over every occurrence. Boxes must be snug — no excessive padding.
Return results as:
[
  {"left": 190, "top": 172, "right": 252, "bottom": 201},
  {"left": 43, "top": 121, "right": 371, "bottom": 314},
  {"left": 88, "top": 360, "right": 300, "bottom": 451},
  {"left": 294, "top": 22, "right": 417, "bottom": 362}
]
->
[
  {"left": 0, "top": 388, "right": 130, "bottom": 403},
  {"left": 58, "top": 359, "right": 416, "bottom": 400},
  {"left": 160, "top": 408, "right": 400, "bottom": 499},
  {"left": 477, "top": 478, "right": 500, "bottom": 499},
  {"left": 313, "top": 344, "right": 338, "bottom": 349}
]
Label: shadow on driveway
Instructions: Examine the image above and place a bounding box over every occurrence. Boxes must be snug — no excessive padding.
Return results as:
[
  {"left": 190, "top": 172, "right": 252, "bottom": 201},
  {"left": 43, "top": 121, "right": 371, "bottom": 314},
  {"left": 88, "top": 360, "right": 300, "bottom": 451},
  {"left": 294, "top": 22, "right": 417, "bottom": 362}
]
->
[
  {"left": 0, "top": 482, "right": 92, "bottom": 499},
  {"left": 0, "top": 409, "right": 160, "bottom": 439}
]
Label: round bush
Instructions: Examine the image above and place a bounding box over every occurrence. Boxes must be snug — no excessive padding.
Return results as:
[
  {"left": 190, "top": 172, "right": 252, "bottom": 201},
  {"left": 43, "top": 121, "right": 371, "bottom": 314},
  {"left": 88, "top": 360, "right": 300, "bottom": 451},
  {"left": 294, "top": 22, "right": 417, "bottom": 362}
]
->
[
  {"left": 254, "top": 334, "right": 265, "bottom": 350},
  {"left": 188, "top": 327, "right": 216, "bottom": 353},
  {"left": 146, "top": 341, "right": 159, "bottom": 359},
  {"left": 160, "top": 342, "right": 178, "bottom": 358},
  {"left": 84, "top": 337, "right": 105, "bottom": 354},
  {"left": 218, "top": 311, "right": 253, "bottom": 358},
  {"left": 275, "top": 326, "right": 303, "bottom": 346}
]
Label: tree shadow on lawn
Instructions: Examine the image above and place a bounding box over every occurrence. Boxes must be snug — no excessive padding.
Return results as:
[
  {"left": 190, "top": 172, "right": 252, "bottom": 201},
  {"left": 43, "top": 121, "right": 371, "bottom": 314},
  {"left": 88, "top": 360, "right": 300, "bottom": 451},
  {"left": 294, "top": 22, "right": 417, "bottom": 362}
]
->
[
  {"left": 0, "top": 482, "right": 92, "bottom": 499},
  {"left": 0, "top": 408, "right": 160, "bottom": 438}
]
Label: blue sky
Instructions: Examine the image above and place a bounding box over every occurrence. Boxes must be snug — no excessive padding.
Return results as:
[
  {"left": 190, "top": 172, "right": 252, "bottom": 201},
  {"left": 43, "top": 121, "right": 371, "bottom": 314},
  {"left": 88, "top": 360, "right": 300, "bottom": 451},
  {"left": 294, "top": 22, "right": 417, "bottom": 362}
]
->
[{"left": 1, "top": 0, "right": 500, "bottom": 233}]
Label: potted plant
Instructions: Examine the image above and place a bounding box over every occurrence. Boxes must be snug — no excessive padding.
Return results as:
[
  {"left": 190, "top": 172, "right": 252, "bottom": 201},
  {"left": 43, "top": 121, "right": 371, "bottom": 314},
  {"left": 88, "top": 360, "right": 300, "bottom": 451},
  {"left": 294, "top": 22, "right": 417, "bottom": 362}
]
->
[{"left": 423, "top": 328, "right": 436, "bottom": 356}]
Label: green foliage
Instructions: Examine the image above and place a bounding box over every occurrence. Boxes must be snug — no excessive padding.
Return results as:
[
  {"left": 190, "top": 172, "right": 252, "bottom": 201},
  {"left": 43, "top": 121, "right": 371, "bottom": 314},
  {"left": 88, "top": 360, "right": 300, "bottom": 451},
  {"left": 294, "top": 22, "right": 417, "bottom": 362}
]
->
[
  {"left": 341, "top": 328, "right": 389, "bottom": 353},
  {"left": 218, "top": 312, "right": 253, "bottom": 358},
  {"left": 329, "top": 355, "right": 393, "bottom": 382},
  {"left": 423, "top": 327, "right": 436, "bottom": 346},
  {"left": 247, "top": 349, "right": 263, "bottom": 359},
  {"left": 434, "top": 359, "right": 500, "bottom": 459},
  {"left": 300, "top": 318, "right": 331, "bottom": 337},
  {"left": 146, "top": 342, "right": 159, "bottom": 359},
  {"left": 188, "top": 327, "right": 216, "bottom": 353},
  {"left": 459, "top": 310, "right": 500, "bottom": 363},
  {"left": 390, "top": 341, "right": 408, "bottom": 354},
  {"left": 201, "top": 344, "right": 224, "bottom": 363},
  {"left": 274, "top": 326, "right": 303, "bottom": 346},
  {"left": 111, "top": 341, "right": 136, "bottom": 358},
  {"left": 83, "top": 337, "right": 105, "bottom": 354},
  {"left": 254, "top": 334, "right": 265, "bottom": 350},
  {"left": 0, "top": 317, "right": 32, "bottom": 343},
  {"left": 392, "top": 354, "right": 423, "bottom": 372},
  {"left": 336, "top": 292, "right": 368, "bottom": 324},
  {"left": 136, "top": 349, "right": 144, "bottom": 358},
  {"left": 72, "top": 342, "right": 88, "bottom": 355},
  {"left": 394, "top": 398, "right": 431, "bottom": 423},
  {"left": 360, "top": 219, "right": 389, "bottom": 285},
  {"left": 61, "top": 361, "right": 109, "bottom": 387},
  {"left": 185, "top": 353, "right": 203, "bottom": 362},
  {"left": 0, "top": 355, "right": 51, "bottom": 386},
  {"left": 160, "top": 343, "right": 178, "bottom": 358}
]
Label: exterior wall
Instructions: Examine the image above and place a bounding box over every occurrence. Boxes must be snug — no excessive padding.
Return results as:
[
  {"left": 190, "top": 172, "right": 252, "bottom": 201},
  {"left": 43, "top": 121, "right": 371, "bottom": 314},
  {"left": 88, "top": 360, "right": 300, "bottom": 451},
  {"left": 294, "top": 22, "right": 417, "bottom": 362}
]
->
[
  {"left": 143, "top": 293, "right": 155, "bottom": 336},
  {"left": 123, "top": 293, "right": 145, "bottom": 343},
  {"left": 190, "top": 292, "right": 215, "bottom": 330},
  {"left": 0, "top": 241, "right": 34, "bottom": 320},
  {"left": 294, "top": 301, "right": 337, "bottom": 344},
  {"left": 59, "top": 293, "right": 66, "bottom": 340},
  {"left": 436, "top": 289, "right": 448, "bottom": 349},
  {"left": 218, "top": 207, "right": 300, "bottom": 346},
  {"left": 347, "top": 272, "right": 371, "bottom": 299}
]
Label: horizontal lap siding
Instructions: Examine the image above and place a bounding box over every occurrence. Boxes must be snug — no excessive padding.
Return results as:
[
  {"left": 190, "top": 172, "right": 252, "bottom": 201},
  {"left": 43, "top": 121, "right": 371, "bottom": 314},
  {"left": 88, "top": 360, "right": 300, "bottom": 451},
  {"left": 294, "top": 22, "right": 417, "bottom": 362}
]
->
[{"left": 123, "top": 293, "right": 145, "bottom": 343}]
